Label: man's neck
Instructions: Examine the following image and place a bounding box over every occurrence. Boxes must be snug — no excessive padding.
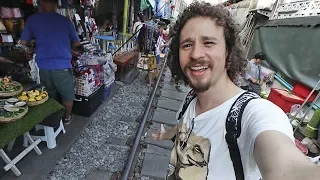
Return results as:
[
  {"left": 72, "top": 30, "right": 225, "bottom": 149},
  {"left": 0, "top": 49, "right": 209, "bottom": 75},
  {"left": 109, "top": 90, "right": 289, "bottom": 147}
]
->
[
  {"left": 43, "top": 9, "right": 57, "bottom": 12},
  {"left": 195, "top": 74, "right": 243, "bottom": 115},
  {"left": 42, "top": 5, "right": 57, "bottom": 12}
]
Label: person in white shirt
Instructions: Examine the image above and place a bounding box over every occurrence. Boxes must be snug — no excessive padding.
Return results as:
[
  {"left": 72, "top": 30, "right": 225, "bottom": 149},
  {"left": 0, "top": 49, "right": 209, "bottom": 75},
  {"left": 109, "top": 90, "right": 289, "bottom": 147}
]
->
[
  {"left": 133, "top": 15, "right": 143, "bottom": 36},
  {"left": 152, "top": 2, "right": 320, "bottom": 180}
]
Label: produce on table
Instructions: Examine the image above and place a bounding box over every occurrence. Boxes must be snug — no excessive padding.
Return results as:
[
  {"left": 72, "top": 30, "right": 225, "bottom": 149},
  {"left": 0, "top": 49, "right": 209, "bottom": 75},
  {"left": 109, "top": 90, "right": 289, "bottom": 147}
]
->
[
  {"left": 0, "top": 76, "right": 22, "bottom": 93},
  {"left": 19, "top": 89, "right": 48, "bottom": 102},
  {"left": 0, "top": 98, "right": 28, "bottom": 119}
]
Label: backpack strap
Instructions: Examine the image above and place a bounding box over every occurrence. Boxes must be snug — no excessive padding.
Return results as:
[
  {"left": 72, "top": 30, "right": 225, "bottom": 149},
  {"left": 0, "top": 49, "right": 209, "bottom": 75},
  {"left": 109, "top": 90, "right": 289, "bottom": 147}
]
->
[
  {"left": 171, "top": 89, "right": 197, "bottom": 142},
  {"left": 225, "top": 91, "right": 260, "bottom": 180},
  {"left": 177, "top": 89, "right": 197, "bottom": 120}
]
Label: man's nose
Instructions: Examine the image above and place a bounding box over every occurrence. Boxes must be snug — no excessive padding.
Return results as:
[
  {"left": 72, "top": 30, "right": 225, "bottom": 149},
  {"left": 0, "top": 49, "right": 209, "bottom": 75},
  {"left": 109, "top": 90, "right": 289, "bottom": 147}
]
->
[{"left": 190, "top": 43, "right": 205, "bottom": 60}]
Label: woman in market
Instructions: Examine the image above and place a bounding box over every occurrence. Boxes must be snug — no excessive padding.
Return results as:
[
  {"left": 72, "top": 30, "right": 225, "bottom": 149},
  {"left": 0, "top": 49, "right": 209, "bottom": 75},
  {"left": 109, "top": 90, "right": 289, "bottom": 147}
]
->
[{"left": 19, "top": 0, "right": 81, "bottom": 125}]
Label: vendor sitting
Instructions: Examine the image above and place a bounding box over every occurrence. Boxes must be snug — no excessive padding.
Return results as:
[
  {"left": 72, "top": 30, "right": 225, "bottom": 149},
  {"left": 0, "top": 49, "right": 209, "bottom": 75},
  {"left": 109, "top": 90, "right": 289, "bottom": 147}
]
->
[
  {"left": 19, "top": 0, "right": 80, "bottom": 125},
  {"left": 240, "top": 52, "right": 266, "bottom": 95}
]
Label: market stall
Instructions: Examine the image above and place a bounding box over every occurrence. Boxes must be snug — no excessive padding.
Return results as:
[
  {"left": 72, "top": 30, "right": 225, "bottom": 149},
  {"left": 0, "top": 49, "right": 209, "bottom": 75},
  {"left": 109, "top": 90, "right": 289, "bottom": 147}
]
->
[
  {"left": 0, "top": 0, "right": 119, "bottom": 176},
  {"left": 0, "top": 76, "right": 64, "bottom": 176}
]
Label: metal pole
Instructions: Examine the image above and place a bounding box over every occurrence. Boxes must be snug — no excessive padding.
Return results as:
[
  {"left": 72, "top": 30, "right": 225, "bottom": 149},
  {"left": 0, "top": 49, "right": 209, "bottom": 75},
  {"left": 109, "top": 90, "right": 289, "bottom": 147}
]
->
[
  {"left": 293, "top": 75, "right": 320, "bottom": 133},
  {"left": 291, "top": 75, "right": 320, "bottom": 121},
  {"left": 121, "top": 51, "right": 170, "bottom": 180},
  {"left": 112, "top": 28, "right": 141, "bottom": 56},
  {"left": 122, "top": 0, "right": 129, "bottom": 34}
]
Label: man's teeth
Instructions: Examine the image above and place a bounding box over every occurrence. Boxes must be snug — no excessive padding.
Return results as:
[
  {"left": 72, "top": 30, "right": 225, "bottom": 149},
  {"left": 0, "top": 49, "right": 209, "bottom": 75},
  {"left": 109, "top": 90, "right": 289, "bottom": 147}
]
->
[{"left": 190, "top": 66, "right": 209, "bottom": 70}]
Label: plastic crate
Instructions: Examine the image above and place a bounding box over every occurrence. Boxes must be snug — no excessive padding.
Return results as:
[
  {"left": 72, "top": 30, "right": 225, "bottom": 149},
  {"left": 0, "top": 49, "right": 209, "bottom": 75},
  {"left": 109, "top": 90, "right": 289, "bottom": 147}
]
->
[
  {"left": 267, "top": 88, "right": 305, "bottom": 113},
  {"left": 74, "top": 76, "right": 95, "bottom": 96},
  {"left": 72, "top": 86, "right": 104, "bottom": 117},
  {"left": 292, "top": 83, "right": 318, "bottom": 103}
]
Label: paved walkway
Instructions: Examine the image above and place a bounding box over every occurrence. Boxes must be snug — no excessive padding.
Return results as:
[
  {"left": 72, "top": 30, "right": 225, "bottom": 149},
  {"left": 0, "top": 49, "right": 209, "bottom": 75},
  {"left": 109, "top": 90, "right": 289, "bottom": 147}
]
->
[{"left": 139, "top": 68, "right": 191, "bottom": 180}]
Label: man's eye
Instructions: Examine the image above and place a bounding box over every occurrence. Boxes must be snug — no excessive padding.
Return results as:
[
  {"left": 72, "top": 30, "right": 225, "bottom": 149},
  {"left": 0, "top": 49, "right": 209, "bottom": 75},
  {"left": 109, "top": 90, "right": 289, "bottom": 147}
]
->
[
  {"left": 182, "top": 44, "right": 192, "bottom": 48},
  {"left": 204, "top": 41, "right": 215, "bottom": 45}
]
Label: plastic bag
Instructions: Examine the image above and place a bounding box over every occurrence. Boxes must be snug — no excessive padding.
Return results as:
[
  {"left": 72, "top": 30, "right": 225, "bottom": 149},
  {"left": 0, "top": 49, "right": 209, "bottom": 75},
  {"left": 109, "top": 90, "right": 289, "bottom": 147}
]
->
[
  {"left": 28, "top": 54, "right": 40, "bottom": 84},
  {"left": 290, "top": 104, "right": 304, "bottom": 119}
]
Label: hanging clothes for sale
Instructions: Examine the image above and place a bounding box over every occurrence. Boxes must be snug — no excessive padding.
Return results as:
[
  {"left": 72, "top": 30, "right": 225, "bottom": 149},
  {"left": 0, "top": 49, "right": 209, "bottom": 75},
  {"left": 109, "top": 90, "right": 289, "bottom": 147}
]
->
[
  {"left": 73, "top": 13, "right": 85, "bottom": 38},
  {"left": 157, "top": 0, "right": 166, "bottom": 18}
]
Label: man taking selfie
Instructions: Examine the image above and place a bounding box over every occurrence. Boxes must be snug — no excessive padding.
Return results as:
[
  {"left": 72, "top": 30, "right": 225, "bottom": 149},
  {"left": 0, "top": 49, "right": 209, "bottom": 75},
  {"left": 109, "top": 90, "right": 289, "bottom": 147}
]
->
[{"left": 152, "top": 2, "right": 320, "bottom": 180}]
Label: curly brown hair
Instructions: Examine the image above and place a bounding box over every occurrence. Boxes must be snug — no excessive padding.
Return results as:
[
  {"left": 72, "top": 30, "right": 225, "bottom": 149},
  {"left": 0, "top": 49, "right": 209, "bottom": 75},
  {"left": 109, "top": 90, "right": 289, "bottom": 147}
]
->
[{"left": 169, "top": 1, "right": 247, "bottom": 85}]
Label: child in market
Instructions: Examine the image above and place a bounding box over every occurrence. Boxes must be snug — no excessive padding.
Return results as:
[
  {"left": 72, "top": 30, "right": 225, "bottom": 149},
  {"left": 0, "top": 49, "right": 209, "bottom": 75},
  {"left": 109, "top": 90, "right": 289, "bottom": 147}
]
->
[{"left": 147, "top": 54, "right": 157, "bottom": 87}]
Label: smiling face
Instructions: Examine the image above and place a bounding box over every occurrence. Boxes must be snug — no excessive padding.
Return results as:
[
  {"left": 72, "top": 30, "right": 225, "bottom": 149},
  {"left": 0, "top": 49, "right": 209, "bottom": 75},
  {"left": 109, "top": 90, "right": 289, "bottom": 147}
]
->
[{"left": 179, "top": 17, "right": 228, "bottom": 92}]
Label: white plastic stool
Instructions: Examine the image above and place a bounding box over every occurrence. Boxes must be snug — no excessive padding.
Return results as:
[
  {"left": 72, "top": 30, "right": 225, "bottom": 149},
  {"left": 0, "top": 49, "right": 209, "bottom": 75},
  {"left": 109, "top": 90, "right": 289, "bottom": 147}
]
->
[
  {"left": 91, "top": 37, "right": 101, "bottom": 50},
  {"left": 24, "top": 120, "right": 66, "bottom": 149}
]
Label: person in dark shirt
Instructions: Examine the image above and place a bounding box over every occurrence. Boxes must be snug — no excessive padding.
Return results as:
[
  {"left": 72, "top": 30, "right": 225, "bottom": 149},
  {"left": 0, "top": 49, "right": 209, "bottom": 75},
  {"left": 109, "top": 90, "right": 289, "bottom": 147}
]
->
[{"left": 20, "top": 0, "right": 80, "bottom": 125}]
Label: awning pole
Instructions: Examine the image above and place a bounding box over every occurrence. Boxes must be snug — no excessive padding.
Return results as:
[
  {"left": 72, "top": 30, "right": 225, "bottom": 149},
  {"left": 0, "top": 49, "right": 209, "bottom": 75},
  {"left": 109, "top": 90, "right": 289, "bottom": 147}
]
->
[{"left": 122, "top": 0, "right": 129, "bottom": 34}]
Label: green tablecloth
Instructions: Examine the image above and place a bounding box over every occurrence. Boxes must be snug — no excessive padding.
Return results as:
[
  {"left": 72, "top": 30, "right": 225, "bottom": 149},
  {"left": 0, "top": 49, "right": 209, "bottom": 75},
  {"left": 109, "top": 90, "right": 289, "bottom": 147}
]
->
[{"left": 0, "top": 98, "right": 64, "bottom": 148}]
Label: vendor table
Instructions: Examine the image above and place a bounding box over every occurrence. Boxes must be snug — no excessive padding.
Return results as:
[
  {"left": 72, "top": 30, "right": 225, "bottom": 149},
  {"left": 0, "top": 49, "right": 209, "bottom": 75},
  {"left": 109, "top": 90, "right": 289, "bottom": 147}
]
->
[
  {"left": 0, "top": 98, "right": 64, "bottom": 176},
  {"left": 94, "top": 35, "right": 116, "bottom": 54}
]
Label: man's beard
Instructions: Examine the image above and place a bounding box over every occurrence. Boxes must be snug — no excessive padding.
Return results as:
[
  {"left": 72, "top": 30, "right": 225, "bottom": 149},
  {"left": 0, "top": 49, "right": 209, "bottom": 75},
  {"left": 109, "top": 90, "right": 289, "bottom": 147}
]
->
[
  {"left": 188, "top": 78, "right": 211, "bottom": 93},
  {"left": 184, "top": 60, "right": 212, "bottom": 93}
]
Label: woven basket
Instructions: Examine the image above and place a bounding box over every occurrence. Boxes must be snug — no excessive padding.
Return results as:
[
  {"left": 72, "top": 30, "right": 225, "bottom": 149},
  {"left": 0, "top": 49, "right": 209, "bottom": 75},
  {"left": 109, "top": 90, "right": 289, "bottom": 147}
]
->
[
  {"left": 0, "top": 106, "right": 28, "bottom": 123},
  {"left": 0, "top": 82, "right": 23, "bottom": 98},
  {"left": 27, "top": 95, "right": 48, "bottom": 107}
]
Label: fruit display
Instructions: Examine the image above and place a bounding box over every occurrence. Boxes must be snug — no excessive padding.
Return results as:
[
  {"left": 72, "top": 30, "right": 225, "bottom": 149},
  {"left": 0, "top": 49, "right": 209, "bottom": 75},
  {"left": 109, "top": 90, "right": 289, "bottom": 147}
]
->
[
  {"left": 18, "top": 88, "right": 48, "bottom": 106},
  {"left": 0, "top": 76, "right": 23, "bottom": 98},
  {"left": 0, "top": 98, "right": 28, "bottom": 123}
]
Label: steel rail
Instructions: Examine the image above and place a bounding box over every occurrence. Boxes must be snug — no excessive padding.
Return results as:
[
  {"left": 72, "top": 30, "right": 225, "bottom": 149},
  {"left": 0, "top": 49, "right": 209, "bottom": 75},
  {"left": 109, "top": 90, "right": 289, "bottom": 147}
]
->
[{"left": 121, "top": 50, "right": 170, "bottom": 180}]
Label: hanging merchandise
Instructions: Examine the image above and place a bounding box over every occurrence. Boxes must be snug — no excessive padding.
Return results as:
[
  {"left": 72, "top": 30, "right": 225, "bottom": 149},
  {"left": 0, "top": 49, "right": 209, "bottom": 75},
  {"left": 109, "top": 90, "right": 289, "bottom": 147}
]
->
[
  {"left": 86, "top": 17, "right": 98, "bottom": 38},
  {"left": 163, "top": 2, "right": 171, "bottom": 19},
  {"left": 148, "top": 0, "right": 157, "bottom": 11},
  {"left": 2, "top": 19, "right": 14, "bottom": 33},
  {"left": 0, "top": 21, "right": 6, "bottom": 33},
  {"left": 140, "top": 0, "right": 151, "bottom": 11},
  {"left": 0, "top": 7, "right": 22, "bottom": 18},
  {"left": 74, "top": 13, "right": 85, "bottom": 37},
  {"left": 32, "top": 0, "right": 38, "bottom": 7},
  {"left": 157, "top": 0, "right": 166, "bottom": 18}
]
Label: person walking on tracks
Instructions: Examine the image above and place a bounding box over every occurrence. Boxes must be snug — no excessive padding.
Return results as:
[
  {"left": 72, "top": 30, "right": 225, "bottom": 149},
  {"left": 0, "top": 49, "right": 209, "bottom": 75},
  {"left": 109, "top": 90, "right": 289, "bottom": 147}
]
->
[
  {"left": 20, "top": 0, "right": 80, "bottom": 125},
  {"left": 152, "top": 2, "right": 320, "bottom": 180}
]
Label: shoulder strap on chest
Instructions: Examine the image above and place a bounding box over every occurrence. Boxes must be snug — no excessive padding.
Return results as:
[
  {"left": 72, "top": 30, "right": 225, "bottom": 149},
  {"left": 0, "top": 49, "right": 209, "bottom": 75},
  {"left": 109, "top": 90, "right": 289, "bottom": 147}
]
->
[
  {"left": 225, "top": 91, "right": 260, "bottom": 180},
  {"left": 177, "top": 89, "right": 197, "bottom": 120}
]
